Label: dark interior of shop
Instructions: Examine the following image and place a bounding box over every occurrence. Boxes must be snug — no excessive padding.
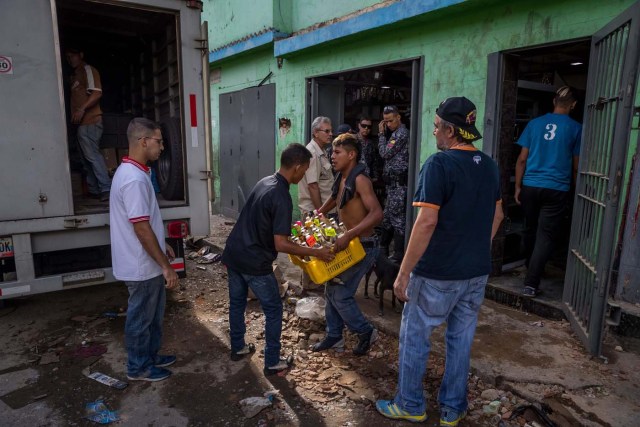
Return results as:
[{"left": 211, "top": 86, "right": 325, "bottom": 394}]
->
[{"left": 319, "top": 61, "right": 414, "bottom": 133}]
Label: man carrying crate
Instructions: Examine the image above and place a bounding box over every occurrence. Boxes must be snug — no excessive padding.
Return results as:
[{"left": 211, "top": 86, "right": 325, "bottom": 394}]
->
[
  {"left": 222, "top": 144, "right": 334, "bottom": 376},
  {"left": 314, "top": 133, "right": 383, "bottom": 356}
]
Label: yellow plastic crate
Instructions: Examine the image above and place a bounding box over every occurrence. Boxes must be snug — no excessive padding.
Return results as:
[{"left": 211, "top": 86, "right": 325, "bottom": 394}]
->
[{"left": 289, "top": 237, "right": 366, "bottom": 284}]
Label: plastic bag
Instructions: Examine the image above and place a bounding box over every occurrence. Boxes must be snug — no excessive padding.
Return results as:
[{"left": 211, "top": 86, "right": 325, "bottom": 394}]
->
[
  {"left": 239, "top": 395, "right": 273, "bottom": 418},
  {"left": 295, "top": 297, "right": 326, "bottom": 321},
  {"left": 85, "top": 400, "right": 119, "bottom": 424}
]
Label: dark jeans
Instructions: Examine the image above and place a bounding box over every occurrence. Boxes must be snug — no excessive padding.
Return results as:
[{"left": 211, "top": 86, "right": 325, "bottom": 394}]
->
[
  {"left": 325, "top": 244, "right": 379, "bottom": 337},
  {"left": 227, "top": 268, "right": 282, "bottom": 368},
  {"left": 77, "top": 122, "right": 111, "bottom": 194},
  {"left": 124, "top": 275, "right": 166, "bottom": 376},
  {"left": 520, "top": 185, "right": 569, "bottom": 289}
]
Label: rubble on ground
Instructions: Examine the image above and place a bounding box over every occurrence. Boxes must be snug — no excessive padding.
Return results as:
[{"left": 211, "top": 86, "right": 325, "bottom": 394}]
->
[{"left": 175, "top": 255, "right": 546, "bottom": 426}]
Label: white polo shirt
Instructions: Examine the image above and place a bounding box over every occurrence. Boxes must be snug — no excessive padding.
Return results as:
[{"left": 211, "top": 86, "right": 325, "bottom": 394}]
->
[{"left": 109, "top": 157, "right": 166, "bottom": 281}]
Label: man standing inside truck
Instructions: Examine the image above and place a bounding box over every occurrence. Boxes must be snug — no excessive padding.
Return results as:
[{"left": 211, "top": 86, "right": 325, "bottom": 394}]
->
[
  {"left": 65, "top": 47, "right": 112, "bottom": 201},
  {"left": 110, "top": 117, "right": 179, "bottom": 382}
]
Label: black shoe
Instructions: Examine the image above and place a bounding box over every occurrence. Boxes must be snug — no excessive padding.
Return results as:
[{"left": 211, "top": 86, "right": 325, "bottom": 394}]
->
[
  {"left": 100, "top": 191, "right": 110, "bottom": 202},
  {"left": 311, "top": 335, "right": 345, "bottom": 352},
  {"left": 522, "top": 286, "right": 539, "bottom": 298},
  {"left": 230, "top": 343, "right": 255, "bottom": 361},
  {"left": 353, "top": 328, "right": 378, "bottom": 356}
]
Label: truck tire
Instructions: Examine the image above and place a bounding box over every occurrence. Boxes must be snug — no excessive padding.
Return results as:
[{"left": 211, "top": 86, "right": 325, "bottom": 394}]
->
[{"left": 155, "top": 118, "right": 185, "bottom": 200}]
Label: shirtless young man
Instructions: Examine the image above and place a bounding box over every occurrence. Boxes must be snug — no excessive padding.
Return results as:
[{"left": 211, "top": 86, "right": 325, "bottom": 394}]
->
[{"left": 313, "top": 133, "right": 383, "bottom": 356}]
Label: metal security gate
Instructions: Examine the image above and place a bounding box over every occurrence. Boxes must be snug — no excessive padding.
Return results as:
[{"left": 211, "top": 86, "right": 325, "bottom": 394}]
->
[
  {"left": 219, "top": 84, "right": 276, "bottom": 218},
  {"left": 563, "top": 2, "right": 640, "bottom": 356}
]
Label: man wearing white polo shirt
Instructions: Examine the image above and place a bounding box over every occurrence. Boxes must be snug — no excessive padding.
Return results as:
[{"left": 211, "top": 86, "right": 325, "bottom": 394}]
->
[{"left": 110, "top": 117, "right": 179, "bottom": 382}]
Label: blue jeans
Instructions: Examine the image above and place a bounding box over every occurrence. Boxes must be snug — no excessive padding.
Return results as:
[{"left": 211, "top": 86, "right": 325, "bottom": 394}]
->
[
  {"left": 227, "top": 268, "right": 282, "bottom": 368},
  {"left": 77, "top": 121, "right": 111, "bottom": 194},
  {"left": 394, "top": 274, "right": 487, "bottom": 415},
  {"left": 324, "top": 245, "right": 379, "bottom": 337},
  {"left": 124, "top": 275, "right": 166, "bottom": 376}
]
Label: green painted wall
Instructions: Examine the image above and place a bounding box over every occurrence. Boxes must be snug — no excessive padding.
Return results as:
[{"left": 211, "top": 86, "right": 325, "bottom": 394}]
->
[
  {"left": 203, "top": 0, "right": 387, "bottom": 49},
  {"left": 206, "top": 0, "right": 636, "bottom": 217},
  {"left": 204, "top": 0, "right": 274, "bottom": 49},
  {"left": 289, "top": 0, "right": 384, "bottom": 32}
]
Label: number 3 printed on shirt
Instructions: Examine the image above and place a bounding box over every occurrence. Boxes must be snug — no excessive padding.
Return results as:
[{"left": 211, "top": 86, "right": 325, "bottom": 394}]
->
[{"left": 544, "top": 123, "right": 557, "bottom": 141}]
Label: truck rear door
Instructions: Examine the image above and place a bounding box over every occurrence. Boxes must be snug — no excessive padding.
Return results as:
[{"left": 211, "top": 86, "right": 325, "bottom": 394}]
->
[{"left": 0, "top": 0, "right": 73, "bottom": 221}]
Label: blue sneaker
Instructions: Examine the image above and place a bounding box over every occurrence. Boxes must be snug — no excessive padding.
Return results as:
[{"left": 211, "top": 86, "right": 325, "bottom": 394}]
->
[
  {"left": 127, "top": 366, "right": 172, "bottom": 382},
  {"left": 376, "top": 400, "right": 427, "bottom": 423},
  {"left": 154, "top": 355, "right": 177, "bottom": 367},
  {"left": 440, "top": 408, "right": 466, "bottom": 426}
]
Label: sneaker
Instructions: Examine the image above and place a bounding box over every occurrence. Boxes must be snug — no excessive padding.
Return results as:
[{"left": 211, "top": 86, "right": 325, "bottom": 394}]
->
[
  {"left": 230, "top": 343, "right": 255, "bottom": 361},
  {"left": 154, "top": 354, "right": 177, "bottom": 367},
  {"left": 440, "top": 408, "right": 466, "bottom": 426},
  {"left": 100, "top": 191, "right": 110, "bottom": 202},
  {"left": 311, "top": 336, "right": 345, "bottom": 353},
  {"left": 522, "top": 286, "right": 539, "bottom": 298},
  {"left": 353, "top": 328, "right": 378, "bottom": 356},
  {"left": 127, "top": 366, "right": 171, "bottom": 382},
  {"left": 263, "top": 356, "right": 293, "bottom": 376},
  {"left": 376, "top": 400, "right": 427, "bottom": 423}
]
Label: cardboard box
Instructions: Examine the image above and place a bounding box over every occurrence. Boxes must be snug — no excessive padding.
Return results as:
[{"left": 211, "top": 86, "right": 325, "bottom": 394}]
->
[{"left": 101, "top": 148, "right": 118, "bottom": 170}]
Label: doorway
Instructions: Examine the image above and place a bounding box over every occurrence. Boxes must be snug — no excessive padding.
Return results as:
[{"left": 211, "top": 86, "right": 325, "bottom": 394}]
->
[
  {"left": 486, "top": 1, "right": 640, "bottom": 357},
  {"left": 306, "top": 59, "right": 423, "bottom": 240},
  {"left": 486, "top": 39, "right": 591, "bottom": 302}
]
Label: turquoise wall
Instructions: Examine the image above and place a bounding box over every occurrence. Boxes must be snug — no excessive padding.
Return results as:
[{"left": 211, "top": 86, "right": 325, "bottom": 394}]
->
[
  {"left": 205, "top": 0, "right": 636, "bottom": 215},
  {"left": 289, "top": 0, "right": 384, "bottom": 32},
  {"left": 204, "top": 0, "right": 274, "bottom": 49}
]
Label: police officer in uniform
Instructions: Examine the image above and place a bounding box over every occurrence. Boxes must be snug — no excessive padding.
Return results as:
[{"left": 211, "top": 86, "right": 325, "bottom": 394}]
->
[{"left": 378, "top": 105, "right": 409, "bottom": 262}]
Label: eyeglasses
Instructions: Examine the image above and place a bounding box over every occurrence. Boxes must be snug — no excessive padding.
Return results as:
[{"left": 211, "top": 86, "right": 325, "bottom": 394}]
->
[
  {"left": 359, "top": 124, "right": 372, "bottom": 129},
  {"left": 138, "top": 136, "right": 164, "bottom": 144},
  {"left": 317, "top": 129, "right": 332, "bottom": 134}
]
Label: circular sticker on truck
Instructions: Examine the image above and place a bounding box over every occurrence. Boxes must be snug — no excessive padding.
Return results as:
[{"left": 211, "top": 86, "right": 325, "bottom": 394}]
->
[{"left": 0, "top": 56, "right": 13, "bottom": 74}]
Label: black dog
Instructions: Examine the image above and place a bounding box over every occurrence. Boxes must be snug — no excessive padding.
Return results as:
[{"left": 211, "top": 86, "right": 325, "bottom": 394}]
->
[{"left": 364, "top": 253, "right": 402, "bottom": 315}]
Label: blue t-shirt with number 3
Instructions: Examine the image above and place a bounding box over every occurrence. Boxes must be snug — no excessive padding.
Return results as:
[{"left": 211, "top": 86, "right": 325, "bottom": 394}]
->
[{"left": 517, "top": 113, "right": 582, "bottom": 192}]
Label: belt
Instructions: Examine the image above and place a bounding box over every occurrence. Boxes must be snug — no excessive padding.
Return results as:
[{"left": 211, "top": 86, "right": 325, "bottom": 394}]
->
[{"left": 360, "top": 236, "right": 379, "bottom": 248}]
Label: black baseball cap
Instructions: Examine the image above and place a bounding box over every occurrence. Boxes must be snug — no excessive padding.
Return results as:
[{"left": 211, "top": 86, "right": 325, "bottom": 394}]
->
[
  {"left": 436, "top": 97, "right": 482, "bottom": 142},
  {"left": 336, "top": 124, "right": 354, "bottom": 135}
]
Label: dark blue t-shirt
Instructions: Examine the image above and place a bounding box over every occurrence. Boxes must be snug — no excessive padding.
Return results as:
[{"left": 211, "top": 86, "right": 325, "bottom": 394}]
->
[
  {"left": 222, "top": 173, "right": 292, "bottom": 276},
  {"left": 413, "top": 147, "right": 500, "bottom": 280},
  {"left": 517, "top": 113, "right": 582, "bottom": 192}
]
